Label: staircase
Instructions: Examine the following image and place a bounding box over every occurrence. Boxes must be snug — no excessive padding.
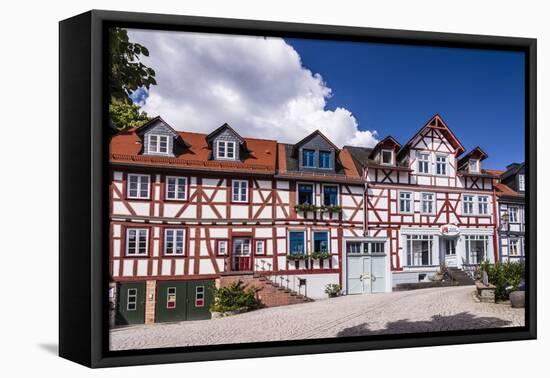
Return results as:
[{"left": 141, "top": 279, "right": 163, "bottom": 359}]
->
[
  {"left": 446, "top": 267, "right": 475, "bottom": 286},
  {"left": 218, "top": 273, "right": 314, "bottom": 308}
]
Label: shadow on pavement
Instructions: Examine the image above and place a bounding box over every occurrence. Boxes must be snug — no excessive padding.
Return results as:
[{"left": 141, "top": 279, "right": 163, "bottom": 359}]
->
[{"left": 337, "top": 312, "right": 513, "bottom": 337}]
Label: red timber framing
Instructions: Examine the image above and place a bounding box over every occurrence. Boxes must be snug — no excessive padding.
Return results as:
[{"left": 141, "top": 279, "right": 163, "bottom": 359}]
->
[
  {"left": 109, "top": 165, "right": 362, "bottom": 283},
  {"left": 364, "top": 115, "right": 497, "bottom": 272}
]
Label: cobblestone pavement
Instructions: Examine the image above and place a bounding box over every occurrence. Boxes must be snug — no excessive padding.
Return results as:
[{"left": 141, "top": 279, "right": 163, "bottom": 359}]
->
[{"left": 110, "top": 286, "right": 525, "bottom": 350}]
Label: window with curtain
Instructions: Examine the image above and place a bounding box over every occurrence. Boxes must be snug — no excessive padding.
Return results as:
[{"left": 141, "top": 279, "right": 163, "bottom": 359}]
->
[
  {"left": 319, "top": 151, "right": 332, "bottom": 168},
  {"left": 302, "top": 149, "right": 316, "bottom": 167},
  {"left": 313, "top": 232, "right": 329, "bottom": 253},
  {"left": 298, "top": 183, "right": 314, "bottom": 205},
  {"left": 289, "top": 231, "right": 305, "bottom": 255},
  {"left": 322, "top": 185, "right": 338, "bottom": 206}
]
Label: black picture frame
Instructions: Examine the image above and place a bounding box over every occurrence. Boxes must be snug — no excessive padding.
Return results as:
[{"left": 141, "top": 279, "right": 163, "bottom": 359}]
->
[{"left": 59, "top": 9, "right": 537, "bottom": 368}]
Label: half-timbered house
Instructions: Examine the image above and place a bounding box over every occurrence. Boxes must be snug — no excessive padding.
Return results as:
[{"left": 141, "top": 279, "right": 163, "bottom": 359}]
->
[
  {"left": 490, "top": 163, "right": 526, "bottom": 262},
  {"left": 109, "top": 118, "right": 364, "bottom": 324},
  {"left": 345, "top": 115, "right": 498, "bottom": 291}
]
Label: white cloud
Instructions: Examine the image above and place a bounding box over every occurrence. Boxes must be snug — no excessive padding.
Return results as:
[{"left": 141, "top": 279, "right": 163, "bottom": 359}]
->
[{"left": 127, "top": 29, "right": 378, "bottom": 147}]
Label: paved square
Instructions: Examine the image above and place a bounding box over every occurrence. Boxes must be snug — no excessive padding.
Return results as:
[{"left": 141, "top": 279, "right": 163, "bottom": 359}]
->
[{"left": 110, "top": 286, "right": 524, "bottom": 351}]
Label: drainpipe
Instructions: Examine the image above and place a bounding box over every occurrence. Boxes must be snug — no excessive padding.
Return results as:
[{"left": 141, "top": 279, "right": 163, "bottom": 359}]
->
[
  {"left": 363, "top": 166, "right": 369, "bottom": 237},
  {"left": 491, "top": 178, "right": 499, "bottom": 262}
]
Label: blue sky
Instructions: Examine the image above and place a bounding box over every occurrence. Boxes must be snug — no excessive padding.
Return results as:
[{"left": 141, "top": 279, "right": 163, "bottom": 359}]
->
[
  {"left": 286, "top": 38, "right": 525, "bottom": 170},
  {"left": 129, "top": 30, "right": 525, "bottom": 171}
]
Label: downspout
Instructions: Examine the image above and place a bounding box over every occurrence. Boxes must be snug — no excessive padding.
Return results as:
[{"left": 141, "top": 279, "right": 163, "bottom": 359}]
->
[
  {"left": 491, "top": 178, "right": 499, "bottom": 262},
  {"left": 363, "top": 166, "right": 369, "bottom": 237}
]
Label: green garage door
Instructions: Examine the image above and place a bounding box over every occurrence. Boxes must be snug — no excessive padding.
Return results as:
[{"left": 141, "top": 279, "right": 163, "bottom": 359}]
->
[
  {"left": 117, "top": 282, "right": 145, "bottom": 325},
  {"left": 156, "top": 280, "right": 214, "bottom": 323}
]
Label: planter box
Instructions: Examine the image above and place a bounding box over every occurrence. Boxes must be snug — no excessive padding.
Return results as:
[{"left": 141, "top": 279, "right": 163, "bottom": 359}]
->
[{"left": 475, "top": 281, "right": 496, "bottom": 303}]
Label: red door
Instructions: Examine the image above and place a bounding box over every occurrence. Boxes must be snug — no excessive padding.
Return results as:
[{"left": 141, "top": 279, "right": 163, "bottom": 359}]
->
[{"left": 232, "top": 238, "right": 251, "bottom": 271}]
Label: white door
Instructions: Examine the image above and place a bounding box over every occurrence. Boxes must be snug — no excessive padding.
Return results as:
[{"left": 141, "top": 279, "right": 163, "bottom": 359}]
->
[
  {"left": 444, "top": 238, "right": 457, "bottom": 267},
  {"left": 346, "top": 241, "right": 386, "bottom": 294}
]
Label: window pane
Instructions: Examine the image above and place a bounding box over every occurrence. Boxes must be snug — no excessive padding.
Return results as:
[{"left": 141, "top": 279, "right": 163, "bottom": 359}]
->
[
  {"left": 302, "top": 149, "right": 315, "bottom": 167},
  {"left": 346, "top": 242, "right": 361, "bottom": 254},
  {"left": 298, "top": 184, "right": 313, "bottom": 205},
  {"left": 289, "top": 232, "right": 305, "bottom": 255},
  {"left": 323, "top": 186, "right": 338, "bottom": 206},
  {"left": 313, "top": 232, "right": 329, "bottom": 252}
]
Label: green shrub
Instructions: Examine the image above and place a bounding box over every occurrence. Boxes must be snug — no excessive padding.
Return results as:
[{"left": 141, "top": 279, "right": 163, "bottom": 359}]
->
[
  {"left": 324, "top": 283, "right": 342, "bottom": 296},
  {"left": 478, "top": 261, "right": 525, "bottom": 301},
  {"left": 210, "top": 281, "right": 262, "bottom": 313}
]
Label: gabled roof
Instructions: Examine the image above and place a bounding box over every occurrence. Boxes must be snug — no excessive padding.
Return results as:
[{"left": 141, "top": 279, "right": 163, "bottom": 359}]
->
[
  {"left": 457, "top": 146, "right": 488, "bottom": 168},
  {"left": 206, "top": 123, "right": 246, "bottom": 146},
  {"left": 368, "top": 136, "right": 401, "bottom": 159},
  {"left": 110, "top": 128, "right": 277, "bottom": 174},
  {"left": 277, "top": 143, "right": 361, "bottom": 182},
  {"left": 291, "top": 130, "right": 340, "bottom": 155},
  {"left": 501, "top": 162, "right": 525, "bottom": 181},
  {"left": 483, "top": 168, "right": 505, "bottom": 178},
  {"left": 135, "top": 116, "right": 191, "bottom": 148},
  {"left": 344, "top": 145, "right": 411, "bottom": 173},
  {"left": 398, "top": 114, "right": 465, "bottom": 159},
  {"left": 495, "top": 182, "right": 524, "bottom": 201}
]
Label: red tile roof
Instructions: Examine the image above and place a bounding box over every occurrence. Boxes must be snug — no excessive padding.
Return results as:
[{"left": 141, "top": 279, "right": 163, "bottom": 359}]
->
[
  {"left": 110, "top": 130, "right": 277, "bottom": 174},
  {"left": 495, "top": 182, "right": 524, "bottom": 198}
]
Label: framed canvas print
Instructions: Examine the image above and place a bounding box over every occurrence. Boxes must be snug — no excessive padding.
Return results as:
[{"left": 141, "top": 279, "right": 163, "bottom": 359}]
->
[{"left": 59, "top": 10, "right": 536, "bottom": 368}]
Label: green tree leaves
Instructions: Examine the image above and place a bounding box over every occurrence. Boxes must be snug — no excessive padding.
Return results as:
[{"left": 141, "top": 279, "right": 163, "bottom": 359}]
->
[{"left": 109, "top": 27, "right": 157, "bottom": 131}]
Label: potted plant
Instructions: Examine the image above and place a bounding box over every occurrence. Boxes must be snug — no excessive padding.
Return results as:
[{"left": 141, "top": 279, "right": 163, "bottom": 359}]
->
[
  {"left": 294, "top": 203, "right": 318, "bottom": 212},
  {"left": 320, "top": 205, "right": 343, "bottom": 213},
  {"left": 324, "top": 283, "right": 342, "bottom": 298},
  {"left": 287, "top": 253, "right": 306, "bottom": 261}
]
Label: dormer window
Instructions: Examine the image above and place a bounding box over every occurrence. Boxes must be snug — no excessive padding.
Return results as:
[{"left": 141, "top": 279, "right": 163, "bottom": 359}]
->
[
  {"left": 149, "top": 134, "right": 169, "bottom": 154},
  {"left": 381, "top": 149, "right": 393, "bottom": 165},
  {"left": 518, "top": 174, "right": 525, "bottom": 191},
  {"left": 319, "top": 151, "right": 332, "bottom": 169},
  {"left": 468, "top": 159, "right": 479, "bottom": 173},
  {"left": 217, "top": 140, "right": 236, "bottom": 160},
  {"left": 302, "top": 149, "right": 316, "bottom": 168}
]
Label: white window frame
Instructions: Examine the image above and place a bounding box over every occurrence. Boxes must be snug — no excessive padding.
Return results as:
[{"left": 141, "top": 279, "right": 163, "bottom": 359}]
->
[
  {"left": 166, "top": 287, "right": 177, "bottom": 309},
  {"left": 398, "top": 191, "right": 413, "bottom": 214},
  {"left": 468, "top": 159, "right": 479, "bottom": 173},
  {"left": 217, "top": 240, "right": 228, "bottom": 256},
  {"left": 405, "top": 234, "right": 434, "bottom": 266},
  {"left": 255, "top": 240, "right": 265, "bottom": 255},
  {"left": 478, "top": 196, "right": 489, "bottom": 215},
  {"left": 127, "top": 288, "right": 138, "bottom": 311},
  {"left": 463, "top": 195, "right": 475, "bottom": 215},
  {"left": 321, "top": 184, "right": 339, "bottom": 206},
  {"left": 435, "top": 154, "right": 448, "bottom": 176},
  {"left": 421, "top": 192, "right": 435, "bottom": 214},
  {"left": 165, "top": 176, "right": 187, "bottom": 200},
  {"left": 195, "top": 286, "right": 205, "bottom": 307},
  {"left": 127, "top": 174, "right": 150, "bottom": 199},
  {"left": 418, "top": 153, "right": 430, "bottom": 174},
  {"left": 297, "top": 182, "right": 315, "bottom": 205},
  {"left": 126, "top": 228, "right": 149, "bottom": 256},
  {"left": 509, "top": 206, "right": 519, "bottom": 223},
  {"left": 509, "top": 238, "right": 520, "bottom": 256},
  {"left": 518, "top": 174, "right": 525, "bottom": 191},
  {"left": 232, "top": 179, "right": 249, "bottom": 203},
  {"left": 217, "top": 140, "right": 237, "bottom": 160},
  {"left": 312, "top": 231, "right": 330, "bottom": 253},
  {"left": 465, "top": 234, "right": 489, "bottom": 264},
  {"left": 148, "top": 134, "right": 169, "bottom": 154},
  {"left": 164, "top": 229, "right": 185, "bottom": 255},
  {"left": 381, "top": 149, "right": 393, "bottom": 165},
  {"left": 288, "top": 230, "right": 306, "bottom": 255}
]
